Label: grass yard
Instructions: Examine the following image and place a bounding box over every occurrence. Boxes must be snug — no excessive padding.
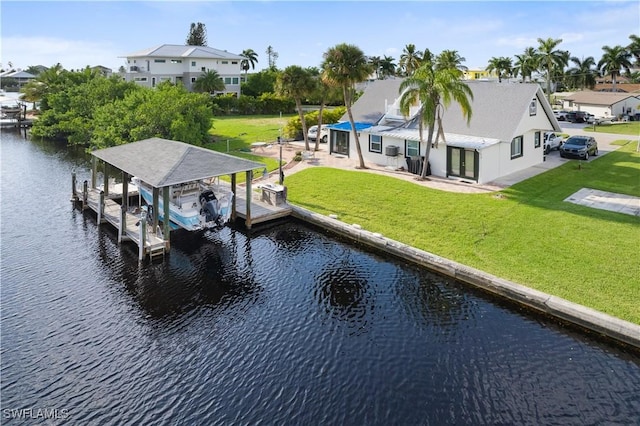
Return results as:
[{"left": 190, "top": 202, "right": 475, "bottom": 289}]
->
[
  {"left": 583, "top": 121, "right": 640, "bottom": 136},
  {"left": 285, "top": 141, "right": 640, "bottom": 324},
  {"left": 205, "top": 115, "right": 296, "bottom": 183}
]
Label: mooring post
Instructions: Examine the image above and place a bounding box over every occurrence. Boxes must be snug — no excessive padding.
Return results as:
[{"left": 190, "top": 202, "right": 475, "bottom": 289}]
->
[
  {"left": 82, "top": 180, "right": 88, "bottom": 210},
  {"left": 245, "top": 170, "right": 252, "bottom": 229},
  {"left": 231, "top": 174, "right": 237, "bottom": 220},
  {"left": 71, "top": 173, "right": 77, "bottom": 201},
  {"left": 162, "top": 186, "right": 171, "bottom": 252},
  {"left": 139, "top": 212, "right": 147, "bottom": 261},
  {"left": 98, "top": 190, "right": 105, "bottom": 224},
  {"left": 91, "top": 157, "right": 97, "bottom": 189},
  {"left": 118, "top": 204, "right": 126, "bottom": 243}
]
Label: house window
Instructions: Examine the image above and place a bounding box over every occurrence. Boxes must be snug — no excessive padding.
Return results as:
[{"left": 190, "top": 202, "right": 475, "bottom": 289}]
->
[
  {"left": 133, "top": 77, "right": 147, "bottom": 82},
  {"left": 191, "top": 61, "right": 196, "bottom": 67},
  {"left": 369, "top": 135, "right": 382, "bottom": 153},
  {"left": 221, "top": 61, "right": 228, "bottom": 64},
  {"left": 224, "top": 77, "right": 232, "bottom": 84},
  {"left": 232, "top": 77, "right": 239, "bottom": 85},
  {"left": 232, "top": 61, "right": 238, "bottom": 64},
  {"left": 171, "top": 59, "right": 182, "bottom": 64},
  {"left": 154, "top": 59, "right": 166, "bottom": 63},
  {"left": 511, "top": 136, "right": 523, "bottom": 159},
  {"left": 529, "top": 99, "right": 537, "bottom": 116},
  {"left": 534, "top": 131, "right": 541, "bottom": 148},
  {"left": 201, "top": 67, "right": 206, "bottom": 72},
  {"left": 191, "top": 77, "right": 197, "bottom": 83},
  {"left": 406, "top": 140, "right": 420, "bottom": 157}
]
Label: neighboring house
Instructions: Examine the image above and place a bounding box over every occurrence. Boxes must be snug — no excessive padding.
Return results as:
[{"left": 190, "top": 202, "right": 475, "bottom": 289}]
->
[
  {"left": 121, "top": 44, "right": 245, "bottom": 95},
  {"left": 562, "top": 91, "right": 640, "bottom": 118},
  {"left": 327, "top": 80, "right": 561, "bottom": 185},
  {"left": 463, "top": 68, "right": 499, "bottom": 81},
  {"left": 0, "top": 70, "right": 36, "bottom": 88},
  {"left": 91, "top": 65, "right": 113, "bottom": 77}
]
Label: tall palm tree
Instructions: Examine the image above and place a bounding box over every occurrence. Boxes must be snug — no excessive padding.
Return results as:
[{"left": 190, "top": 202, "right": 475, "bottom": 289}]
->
[
  {"left": 241, "top": 48, "right": 258, "bottom": 78},
  {"left": 485, "top": 56, "right": 513, "bottom": 82},
  {"left": 513, "top": 47, "right": 539, "bottom": 83},
  {"left": 598, "top": 45, "right": 632, "bottom": 92},
  {"left": 436, "top": 50, "right": 467, "bottom": 72},
  {"left": 321, "top": 43, "right": 373, "bottom": 169},
  {"left": 192, "top": 69, "right": 225, "bottom": 94},
  {"left": 567, "top": 56, "right": 596, "bottom": 90},
  {"left": 275, "top": 66, "right": 316, "bottom": 151},
  {"left": 537, "top": 37, "right": 568, "bottom": 103},
  {"left": 399, "top": 60, "right": 473, "bottom": 180},
  {"left": 399, "top": 44, "right": 423, "bottom": 76}
]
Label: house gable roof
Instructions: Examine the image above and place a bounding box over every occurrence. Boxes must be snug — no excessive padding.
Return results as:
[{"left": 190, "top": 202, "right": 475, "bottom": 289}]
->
[
  {"left": 348, "top": 79, "right": 560, "bottom": 141},
  {"left": 122, "top": 44, "right": 245, "bottom": 61},
  {"left": 563, "top": 91, "right": 640, "bottom": 106}
]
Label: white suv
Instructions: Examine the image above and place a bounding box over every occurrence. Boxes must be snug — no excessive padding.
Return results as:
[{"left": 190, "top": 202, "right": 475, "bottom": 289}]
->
[
  {"left": 307, "top": 125, "right": 330, "bottom": 143},
  {"left": 544, "top": 132, "right": 565, "bottom": 154}
]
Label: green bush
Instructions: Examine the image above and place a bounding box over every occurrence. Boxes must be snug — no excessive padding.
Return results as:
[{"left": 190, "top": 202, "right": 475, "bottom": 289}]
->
[{"left": 283, "top": 106, "right": 346, "bottom": 139}]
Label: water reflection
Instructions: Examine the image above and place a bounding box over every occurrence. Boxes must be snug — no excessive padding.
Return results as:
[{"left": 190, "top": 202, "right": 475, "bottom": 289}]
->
[{"left": 2, "top": 132, "right": 639, "bottom": 425}]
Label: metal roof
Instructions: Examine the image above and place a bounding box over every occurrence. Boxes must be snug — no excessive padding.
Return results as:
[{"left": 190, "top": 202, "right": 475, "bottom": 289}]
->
[
  {"left": 122, "top": 44, "right": 245, "bottom": 61},
  {"left": 92, "top": 138, "right": 265, "bottom": 188}
]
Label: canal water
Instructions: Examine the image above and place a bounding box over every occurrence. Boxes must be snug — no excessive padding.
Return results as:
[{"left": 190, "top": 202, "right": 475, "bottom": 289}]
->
[{"left": 1, "top": 130, "right": 639, "bottom": 425}]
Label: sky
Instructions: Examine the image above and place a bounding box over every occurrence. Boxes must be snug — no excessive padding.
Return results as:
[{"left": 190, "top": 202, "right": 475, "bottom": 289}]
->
[{"left": 1, "top": 1, "right": 637, "bottom": 73}]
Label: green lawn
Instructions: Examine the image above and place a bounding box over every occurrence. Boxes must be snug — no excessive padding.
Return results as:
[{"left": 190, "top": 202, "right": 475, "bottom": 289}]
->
[
  {"left": 583, "top": 121, "right": 640, "bottom": 136},
  {"left": 204, "top": 115, "right": 296, "bottom": 183},
  {"left": 285, "top": 141, "right": 640, "bottom": 324}
]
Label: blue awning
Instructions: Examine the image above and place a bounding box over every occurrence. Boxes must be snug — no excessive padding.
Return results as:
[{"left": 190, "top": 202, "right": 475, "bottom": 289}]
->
[{"left": 328, "top": 121, "right": 374, "bottom": 131}]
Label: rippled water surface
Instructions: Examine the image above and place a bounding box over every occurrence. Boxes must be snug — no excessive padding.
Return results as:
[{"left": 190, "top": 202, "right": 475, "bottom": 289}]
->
[{"left": 1, "top": 131, "right": 639, "bottom": 425}]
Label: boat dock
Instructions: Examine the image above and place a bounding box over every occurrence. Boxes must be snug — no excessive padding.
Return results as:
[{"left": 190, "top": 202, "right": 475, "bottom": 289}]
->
[{"left": 71, "top": 176, "right": 167, "bottom": 260}]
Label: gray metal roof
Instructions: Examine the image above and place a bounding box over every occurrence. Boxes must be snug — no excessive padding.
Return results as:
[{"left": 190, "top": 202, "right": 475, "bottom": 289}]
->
[
  {"left": 122, "top": 44, "right": 245, "bottom": 61},
  {"left": 92, "top": 138, "right": 265, "bottom": 187},
  {"left": 348, "top": 79, "right": 561, "bottom": 141}
]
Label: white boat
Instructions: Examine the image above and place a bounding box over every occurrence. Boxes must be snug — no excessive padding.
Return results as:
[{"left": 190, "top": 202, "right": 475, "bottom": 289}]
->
[{"left": 131, "top": 177, "right": 234, "bottom": 232}]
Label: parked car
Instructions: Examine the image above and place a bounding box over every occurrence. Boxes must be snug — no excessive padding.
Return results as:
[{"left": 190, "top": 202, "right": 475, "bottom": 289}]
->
[
  {"left": 307, "top": 124, "right": 330, "bottom": 143},
  {"left": 566, "top": 111, "right": 587, "bottom": 123},
  {"left": 584, "top": 113, "right": 595, "bottom": 124},
  {"left": 554, "top": 110, "right": 569, "bottom": 121},
  {"left": 559, "top": 135, "right": 598, "bottom": 160},
  {"left": 543, "top": 132, "right": 565, "bottom": 154}
]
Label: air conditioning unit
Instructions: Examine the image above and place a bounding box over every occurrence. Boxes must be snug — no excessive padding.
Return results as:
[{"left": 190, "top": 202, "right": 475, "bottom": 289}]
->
[{"left": 385, "top": 145, "right": 399, "bottom": 156}]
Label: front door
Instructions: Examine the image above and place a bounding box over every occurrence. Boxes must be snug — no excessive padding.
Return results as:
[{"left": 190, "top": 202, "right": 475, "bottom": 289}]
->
[
  {"left": 447, "top": 147, "right": 478, "bottom": 181},
  {"left": 332, "top": 130, "right": 349, "bottom": 156}
]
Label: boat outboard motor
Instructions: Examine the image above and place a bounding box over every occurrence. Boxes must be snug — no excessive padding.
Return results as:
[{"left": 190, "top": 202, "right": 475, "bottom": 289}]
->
[{"left": 199, "top": 190, "right": 219, "bottom": 223}]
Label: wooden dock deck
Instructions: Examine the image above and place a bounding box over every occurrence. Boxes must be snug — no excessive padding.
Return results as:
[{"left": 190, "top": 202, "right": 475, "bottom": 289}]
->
[
  {"left": 234, "top": 183, "right": 292, "bottom": 227},
  {"left": 74, "top": 186, "right": 167, "bottom": 260}
]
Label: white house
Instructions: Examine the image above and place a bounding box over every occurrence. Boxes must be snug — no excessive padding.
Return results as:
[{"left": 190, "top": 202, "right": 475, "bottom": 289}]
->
[
  {"left": 327, "top": 80, "right": 562, "bottom": 184},
  {"left": 121, "top": 44, "right": 245, "bottom": 96},
  {"left": 561, "top": 91, "right": 640, "bottom": 119}
]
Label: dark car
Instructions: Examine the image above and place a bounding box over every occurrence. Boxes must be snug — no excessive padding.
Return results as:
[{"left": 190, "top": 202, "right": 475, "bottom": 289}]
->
[
  {"left": 559, "top": 135, "right": 598, "bottom": 160},
  {"left": 566, "top": 111, "right": 587, "bottom": 123}
]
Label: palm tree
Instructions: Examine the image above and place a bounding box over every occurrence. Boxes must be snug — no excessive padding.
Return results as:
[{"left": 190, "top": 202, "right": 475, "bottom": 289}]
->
[
  {"left": 567, "top": 56, "right": 596, "bottom": 90},
  {"left": 369, "top": 56, "right": 382, "bottom": 79},
  {"left": 399, "top": 60, "right": 473, "bottom": 180},
  {"left": 537, "top": 37, "right": 568, "bottom": 103},
  {"left": 399, "top": 44, "right": 423, "bottom": 76},
  {"left": 192, "top": 69, "right": 225, "bottom": 94},
  {"left": 321, "top": 43, "right": 373, "bottom": 169},
  {"left": 628, "top": 34, "right": 640, "bottom": 66},
  {"left": 485, "top": 56, "right": 513, "bottom": 82},
  {"left": 513, "top": 47, "right": 539, "bottom": 83},
  {"left": 241, "top": 48, "right": 258, "bottom": 78},
  {"left": 598, "top": 45, "right": 632, "bottom": 92},
  {"left": 275, "top": 66, "right": 316, "bottom": 151},
  {"left": 379, "top": 55, "right": 397, "bottom": 79},
  {"left": 436, "top": 50, "right": 468, "bottom": 72}
]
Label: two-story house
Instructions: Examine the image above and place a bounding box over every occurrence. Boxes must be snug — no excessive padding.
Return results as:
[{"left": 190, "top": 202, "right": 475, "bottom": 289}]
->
[
  {"left": 327, "top": 80, "right": 561, "bottom": 185},
  {"left": 121, "top": 44, "right": 245, "bottom": 96}
]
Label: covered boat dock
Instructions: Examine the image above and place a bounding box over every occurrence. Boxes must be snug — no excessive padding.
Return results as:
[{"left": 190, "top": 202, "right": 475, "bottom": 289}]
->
[{"left": 72, "top": 137, "right": 268, "bottom": 260}]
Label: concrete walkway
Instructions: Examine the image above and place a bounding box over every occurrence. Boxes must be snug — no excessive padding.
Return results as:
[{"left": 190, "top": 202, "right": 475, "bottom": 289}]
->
[{"left": 565, "top": 188, "right": 640, "bottom": 216}]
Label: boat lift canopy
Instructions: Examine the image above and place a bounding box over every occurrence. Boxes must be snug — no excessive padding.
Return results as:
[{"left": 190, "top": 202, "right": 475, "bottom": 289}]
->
[{"left": 92, "top": 137, "right": 265, "bottom": 187}]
